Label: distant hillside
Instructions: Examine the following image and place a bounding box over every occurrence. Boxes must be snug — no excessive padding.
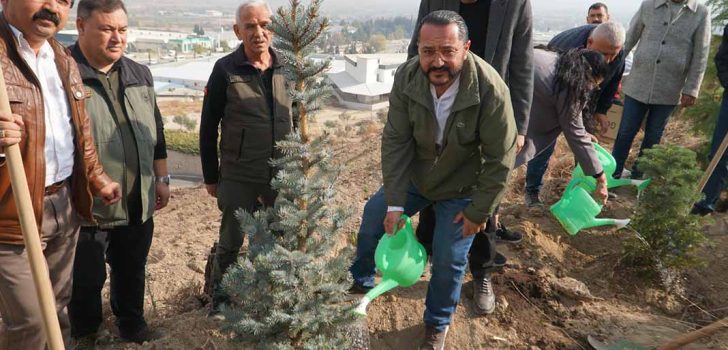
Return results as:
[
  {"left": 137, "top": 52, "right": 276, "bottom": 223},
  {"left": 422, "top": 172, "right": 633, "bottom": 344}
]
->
[{"left": 122, "top": 0, "right": 421, "bottom": 18}]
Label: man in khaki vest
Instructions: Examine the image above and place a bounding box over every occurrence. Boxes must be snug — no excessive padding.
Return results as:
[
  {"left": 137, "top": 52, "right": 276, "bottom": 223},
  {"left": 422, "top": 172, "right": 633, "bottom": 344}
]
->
[{"left": 66, "top": 1, "right": 169, "bottom": 348}]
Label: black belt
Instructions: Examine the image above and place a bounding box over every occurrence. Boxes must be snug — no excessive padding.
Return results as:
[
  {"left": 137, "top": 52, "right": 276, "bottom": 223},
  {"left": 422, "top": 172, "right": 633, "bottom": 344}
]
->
[{"left": 45, "top": 179, "right": 67, "bottom": 196}]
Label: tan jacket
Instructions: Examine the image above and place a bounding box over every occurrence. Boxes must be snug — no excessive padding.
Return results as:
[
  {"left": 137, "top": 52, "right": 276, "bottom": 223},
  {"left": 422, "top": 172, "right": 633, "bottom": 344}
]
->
[{"left": 0, "top": 14, "right": 112, "bottom": 245}]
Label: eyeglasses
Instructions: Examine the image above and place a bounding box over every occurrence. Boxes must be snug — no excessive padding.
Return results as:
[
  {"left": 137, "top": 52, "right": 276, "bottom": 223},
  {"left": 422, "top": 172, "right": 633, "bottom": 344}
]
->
[
  {"left": 418, "top": 47, "right": 463, "bottom": 60},
  {"left": 30, "top": 0, "right": 75, "bottom": 8}
]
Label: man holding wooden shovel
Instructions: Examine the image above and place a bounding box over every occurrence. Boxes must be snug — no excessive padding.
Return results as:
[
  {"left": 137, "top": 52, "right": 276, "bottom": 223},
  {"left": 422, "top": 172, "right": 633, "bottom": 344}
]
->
[{"left": 0, "top": 0, "right": 121, "bottom": 349}]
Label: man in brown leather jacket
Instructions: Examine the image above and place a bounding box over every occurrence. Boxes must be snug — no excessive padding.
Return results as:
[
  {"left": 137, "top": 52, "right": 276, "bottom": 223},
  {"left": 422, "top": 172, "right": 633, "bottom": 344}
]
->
[{"left": 0, "top": 0, "right": 121, "bottom": 348}]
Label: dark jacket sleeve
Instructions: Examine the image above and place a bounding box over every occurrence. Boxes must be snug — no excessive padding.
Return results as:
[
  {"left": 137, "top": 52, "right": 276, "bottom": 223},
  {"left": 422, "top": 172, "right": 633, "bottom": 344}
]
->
[
  {"left": 594, "top": 53, "right": 625, "bottom": 115},
  {"left": 407, "top": 0, "right": 429, "bottom": 60},
  {"left": 463, "top": 78, "right": 517, "bottom": 224},
  {"left": 509, "top": 0, "right": 534, "bottom": 135},
  {"left": 556, "top": 90, "right": 602, "bottom": 176},
  {"left": 153, "top": 97, "right": 167, "bottom": 160},
  {"left": 199, "top": 62, "right": 227, "bottom": 184},
  {"left": 381, "top": 68, "right": 416, "bottom": 207},
  {"left": 716, "top": 25, "right": 728, "bottom": 89}
]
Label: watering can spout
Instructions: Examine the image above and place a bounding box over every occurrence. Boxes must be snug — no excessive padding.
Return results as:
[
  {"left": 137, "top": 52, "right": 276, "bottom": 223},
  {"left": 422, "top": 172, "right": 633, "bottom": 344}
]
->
[
  {"left": 582, "top": 218, "right": 631, "bottom": 230},
  {"left": 634, "top": 178, "right": 652, "bottom": 191},
  {"left": 352, "top": 278, "right": 399, "bottom": 316},
  {"left": 613, "top": 218, "right": 630, "bottom": 229},
  {"left": 608, "top": 178, "right": 634, "bottom": 188}
]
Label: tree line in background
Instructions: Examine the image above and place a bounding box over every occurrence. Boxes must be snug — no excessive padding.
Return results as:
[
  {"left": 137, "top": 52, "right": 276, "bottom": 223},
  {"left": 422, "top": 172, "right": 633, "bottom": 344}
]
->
[{"left": 318, "top": 16, "right": 415, "bottom": 54}]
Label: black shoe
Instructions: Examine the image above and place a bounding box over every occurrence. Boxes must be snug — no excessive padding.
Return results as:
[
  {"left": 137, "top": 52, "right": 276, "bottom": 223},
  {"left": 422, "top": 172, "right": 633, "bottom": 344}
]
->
[
  {"left": 349, "top": 283, "right": 372, "bottom": 294},
  {"left": 208, "top": 304, "right": 226, "bottom": 322},
  {"left": 691, "top": 204, "right": 712, "bottom": 216},
  {"left": 495, "top": 223, "right": 523, "bottom": 244},
  {"left": 120, "top": 326, "right": 162, "bottom": 344},
  {"left": 525, "top": 192, "right": 543, "bottom": 208},
  {"left": 419, "top": 325, "right": 449, "bottom": 350},
  {"left": 72, "top": 335, "right": 96, "bottom": 350},
  {"left": 493, "top": 252, "right": 507, "bottom": 267},
  {"left": 472, "top": 273, "right": 496, "bottom": 315}
]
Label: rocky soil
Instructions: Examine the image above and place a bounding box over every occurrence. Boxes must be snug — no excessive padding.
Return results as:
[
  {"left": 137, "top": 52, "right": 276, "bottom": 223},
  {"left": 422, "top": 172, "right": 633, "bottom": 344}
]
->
[{"left": 92, "top": 118, "right": 728, "bottom": 350}]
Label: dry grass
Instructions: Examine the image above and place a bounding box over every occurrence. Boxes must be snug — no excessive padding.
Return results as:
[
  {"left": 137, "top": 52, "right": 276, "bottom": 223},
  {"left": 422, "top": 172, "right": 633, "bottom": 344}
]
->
[{"left": 158, "top": 100, "right": 202, "bottom": 117}]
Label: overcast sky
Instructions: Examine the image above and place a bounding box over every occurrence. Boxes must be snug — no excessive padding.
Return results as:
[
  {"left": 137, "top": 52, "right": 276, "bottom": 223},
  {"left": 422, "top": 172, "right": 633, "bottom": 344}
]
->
[
  {"left": 119, "top": 0, "right": 709, "bottom": 28},
  {"left": 270, "top": 0, "right": 700, "bottom": 25}
]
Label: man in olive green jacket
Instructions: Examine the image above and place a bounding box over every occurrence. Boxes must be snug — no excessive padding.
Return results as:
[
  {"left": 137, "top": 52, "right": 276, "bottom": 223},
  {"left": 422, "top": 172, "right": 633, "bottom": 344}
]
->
[
  {"left": 349, "top": 11, "right": 516, "bottom": 349},
  {"left": 67, "top": 0, "right": 169, "bottom": 347}
]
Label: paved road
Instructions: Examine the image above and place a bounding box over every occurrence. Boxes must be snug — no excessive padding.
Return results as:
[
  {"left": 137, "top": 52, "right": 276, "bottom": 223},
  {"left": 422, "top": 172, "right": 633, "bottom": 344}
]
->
[{"left": 167, "top": 150, "right": 203, "bottom": 189}]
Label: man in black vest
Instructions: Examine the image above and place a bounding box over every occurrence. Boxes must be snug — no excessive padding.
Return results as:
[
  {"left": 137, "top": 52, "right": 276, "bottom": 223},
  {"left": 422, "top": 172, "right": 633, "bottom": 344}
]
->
[{"left": 199, "top": 0, "right": 293, "bottom": 318}]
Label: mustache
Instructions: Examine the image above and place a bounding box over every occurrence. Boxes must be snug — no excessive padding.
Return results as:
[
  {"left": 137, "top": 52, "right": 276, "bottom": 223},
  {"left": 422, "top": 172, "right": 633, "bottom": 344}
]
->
[
  {"left": 32, "top": 9, "right": 61, "bottom": 26},
  {"left": 427, "top": 66, "right": 454, "bottom": 76}
]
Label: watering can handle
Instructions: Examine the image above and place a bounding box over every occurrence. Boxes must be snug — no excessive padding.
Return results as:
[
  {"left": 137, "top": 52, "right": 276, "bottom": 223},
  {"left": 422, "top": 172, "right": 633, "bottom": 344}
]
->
[{"left": 393, "top": 215, "right": 412, "bottom": 236}]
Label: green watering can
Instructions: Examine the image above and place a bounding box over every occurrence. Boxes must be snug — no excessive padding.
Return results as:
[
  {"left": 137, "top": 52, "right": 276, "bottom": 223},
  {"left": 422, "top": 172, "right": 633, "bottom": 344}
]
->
[
  {"left": 572, "top": 143, "right": 651, "bottom": 192},
  {"left": 550, "top": 179, "right": 630, "bottom": 236},
  {"left": 353, "top": 215, "right": 426, "bottom": 316}
]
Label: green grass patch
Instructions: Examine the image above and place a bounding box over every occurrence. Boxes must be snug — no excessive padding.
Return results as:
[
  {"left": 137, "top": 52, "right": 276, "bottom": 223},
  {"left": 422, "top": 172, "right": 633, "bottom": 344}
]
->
[{"left": 165, "top": 130, "right": 199, "bottom": 155}]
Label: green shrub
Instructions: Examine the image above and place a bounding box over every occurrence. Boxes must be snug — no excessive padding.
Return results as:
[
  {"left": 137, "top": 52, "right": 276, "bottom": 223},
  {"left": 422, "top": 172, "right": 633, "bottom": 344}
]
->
[
  {"left": 681, "top": 36, "right": 723, "bottom": 163},
  {"left": 323, "top": 120, "right": 339, "bottom": 129},
  {"left": 622, "top": 145, "right": 709, "bottom": 275},
  {"left": 165, "top": 130, "right": 199, "bottom": 155},
  {"left": 173, "top": 115, "right": 198, "bottom": 131}
]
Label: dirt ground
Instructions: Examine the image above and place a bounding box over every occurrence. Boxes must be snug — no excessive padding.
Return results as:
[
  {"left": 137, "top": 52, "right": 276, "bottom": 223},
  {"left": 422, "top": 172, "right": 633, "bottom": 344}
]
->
[{"left": 91, "top": 117, "right": 728, "bottom": 350}]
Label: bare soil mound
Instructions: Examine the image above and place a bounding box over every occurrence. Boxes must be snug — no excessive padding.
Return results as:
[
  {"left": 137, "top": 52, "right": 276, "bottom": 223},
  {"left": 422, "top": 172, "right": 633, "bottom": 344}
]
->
[{"left": 94, "top": 121, "right": 728, "bottom": 350}]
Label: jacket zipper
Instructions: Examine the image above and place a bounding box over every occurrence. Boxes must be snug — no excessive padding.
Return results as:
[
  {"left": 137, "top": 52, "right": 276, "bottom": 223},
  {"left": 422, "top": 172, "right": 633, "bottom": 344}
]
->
[{"left": 257, "top": 70, "right": 275, "bottom": 181}]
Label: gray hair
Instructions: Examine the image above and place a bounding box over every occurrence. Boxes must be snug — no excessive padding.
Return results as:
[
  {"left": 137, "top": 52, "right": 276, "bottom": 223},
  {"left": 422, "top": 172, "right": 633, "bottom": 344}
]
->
[
  {"left": 418, "top": 10, "right": 469, "bottom": 43},
  {"left": 236, "top": 0, "right": 273, "bottom": 25},
  {"left": 590, "top": 22, "right": 625, "bottom": 47}
]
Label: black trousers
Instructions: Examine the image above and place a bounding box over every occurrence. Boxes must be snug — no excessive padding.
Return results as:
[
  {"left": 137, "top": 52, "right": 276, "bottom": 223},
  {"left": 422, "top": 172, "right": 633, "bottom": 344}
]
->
[
  {"left": 415, "top": 205, "right": 496, "bottom": 276},
  {"left": 69, "top": 218, "right": 154, "bottom": 338}
]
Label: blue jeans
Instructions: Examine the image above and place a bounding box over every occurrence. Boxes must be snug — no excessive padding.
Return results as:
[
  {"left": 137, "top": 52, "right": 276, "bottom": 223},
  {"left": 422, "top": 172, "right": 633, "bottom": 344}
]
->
[
  {"left": 612, "top": 95, "right": 676, "bottom": 179},
  {"left": 349, "top": 185, "right": 475, "bottom": 332},
  {"left": 525, "top": 142, "right": 556, "bottom": 194},
  {"left": 695, "top": 93, "right": 728, "bottom": 212}
]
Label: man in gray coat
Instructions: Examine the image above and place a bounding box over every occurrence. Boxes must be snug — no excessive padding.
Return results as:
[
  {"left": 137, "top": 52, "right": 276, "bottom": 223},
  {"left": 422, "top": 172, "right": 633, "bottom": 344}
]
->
[
  {"left": 407, "top": 0, "right": 533, "bottom": 316},
  {"left": 612, "top": 0, "right": 711, "bottom": 179}
]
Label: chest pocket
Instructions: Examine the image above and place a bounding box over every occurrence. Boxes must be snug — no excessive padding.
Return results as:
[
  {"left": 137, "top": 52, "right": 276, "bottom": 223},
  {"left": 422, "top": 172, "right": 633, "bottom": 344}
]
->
[
  {"left": 86, "top": 86, "right": 121, "bottom": 144},
  {"left": 226, "top": 74, "right": 269, "bottom": 121},
  {"left": 124, "top": 86, "right": 157, "bottom": 144},
  {"left": 5, "top": 84, "right": 34, "bottom": 120},
  {"left": 454, "top": 113, "right": 478, "bottom": 146}
]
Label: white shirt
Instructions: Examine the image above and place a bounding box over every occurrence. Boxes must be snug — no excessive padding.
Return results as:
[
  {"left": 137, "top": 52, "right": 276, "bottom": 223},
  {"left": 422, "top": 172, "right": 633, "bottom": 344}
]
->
[
  {"left": 387, "top": 76, "right": 461, "bottom": 213},
  {"left": 430, "top": 75, "right": 460, "bottom": 146},
  {"left": 10, "top": 25, "right": 74, "bottom": 187}
]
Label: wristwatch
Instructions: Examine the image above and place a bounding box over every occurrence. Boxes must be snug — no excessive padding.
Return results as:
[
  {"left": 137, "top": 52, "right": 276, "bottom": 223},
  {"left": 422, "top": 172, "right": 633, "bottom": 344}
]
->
[{"left": 155, "top": 175, "right": 171, "bottom": 185}]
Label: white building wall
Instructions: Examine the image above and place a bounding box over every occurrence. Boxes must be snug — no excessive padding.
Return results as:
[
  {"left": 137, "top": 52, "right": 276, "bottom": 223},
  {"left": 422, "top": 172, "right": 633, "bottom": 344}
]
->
[
  {"left": 377, "top": 68, "right": 396, "bottom": 83},
  {"left": 351, "top": 56, "right": 379, "bottom": 84}
]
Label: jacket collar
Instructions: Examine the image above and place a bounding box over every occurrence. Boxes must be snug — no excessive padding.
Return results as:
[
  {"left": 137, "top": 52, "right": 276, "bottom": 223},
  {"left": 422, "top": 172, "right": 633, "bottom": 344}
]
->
[
  {"left": 232, "top": 44, "right": 282, "bottom": 69},
  {"left": 0, "top": 13, "right": 75, "bottom": 89},
  {"left": 404, "top": 51, "right": 481, "bottom": 114},
  {"left": 69, "top": 42, "right": 141, "bottom": 86},
  {"left": 655, "top": 0, "right": 697, "bottom": 12}
]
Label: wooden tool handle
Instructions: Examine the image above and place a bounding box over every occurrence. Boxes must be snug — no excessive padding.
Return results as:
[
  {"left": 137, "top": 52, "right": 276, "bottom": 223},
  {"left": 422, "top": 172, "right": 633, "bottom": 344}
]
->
[
  {"left": 698, "top": 131, "right": 728, "bottom": 194},
  {"left": 657, "top": 317, "right": 728, "bottom": 350},
  {"left": 0, "top": 63, "right": 65, "bottom": 349}
]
